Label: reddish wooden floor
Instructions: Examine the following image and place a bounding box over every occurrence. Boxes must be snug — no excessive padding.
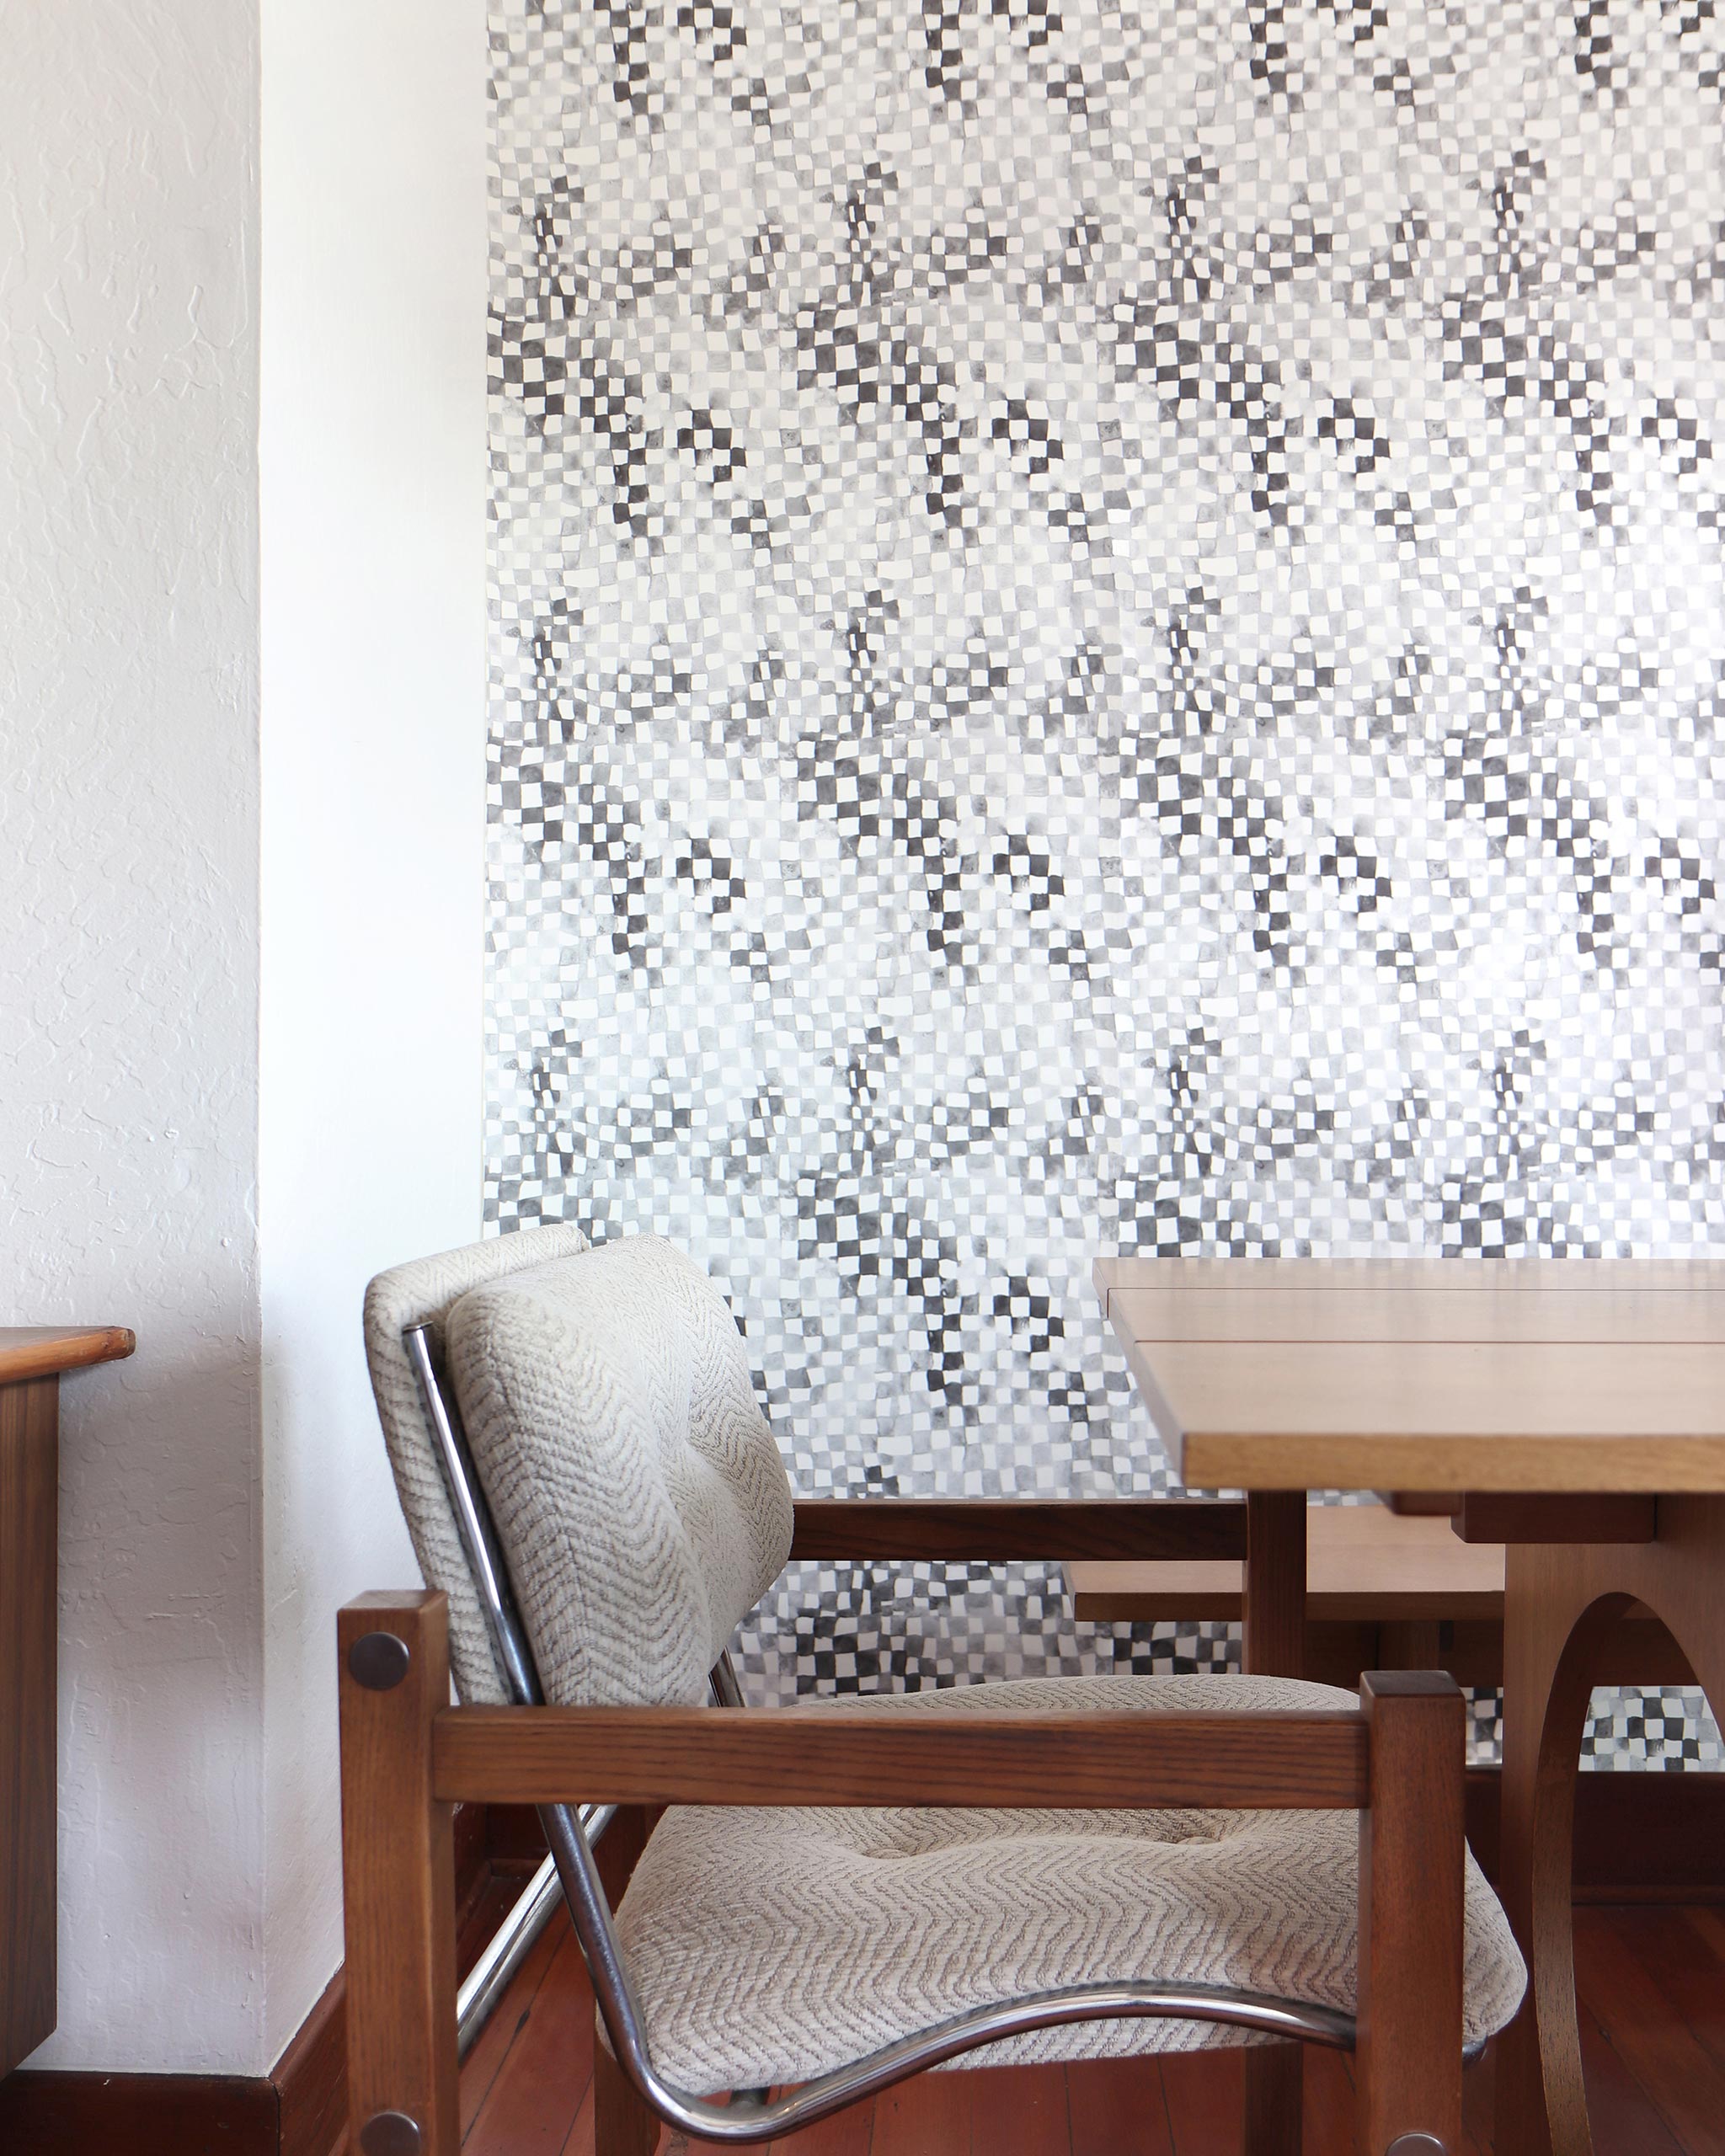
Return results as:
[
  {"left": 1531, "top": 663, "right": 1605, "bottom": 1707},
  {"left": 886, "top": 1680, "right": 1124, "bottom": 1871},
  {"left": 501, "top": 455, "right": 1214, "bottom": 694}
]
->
[{"left": 457, "top": 1902, "right": 1725, "bottom": 2154}]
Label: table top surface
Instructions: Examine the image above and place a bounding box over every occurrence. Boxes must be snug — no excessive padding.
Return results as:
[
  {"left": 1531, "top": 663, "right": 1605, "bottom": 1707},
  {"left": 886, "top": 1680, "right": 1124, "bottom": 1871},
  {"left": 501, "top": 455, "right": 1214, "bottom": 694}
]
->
[
  {"left": 1095, "top": 1256, "right": 1725, "bottom": 1492},
  {"left": 0, "top": 1327, "right": 135, "bottom": 1387}
]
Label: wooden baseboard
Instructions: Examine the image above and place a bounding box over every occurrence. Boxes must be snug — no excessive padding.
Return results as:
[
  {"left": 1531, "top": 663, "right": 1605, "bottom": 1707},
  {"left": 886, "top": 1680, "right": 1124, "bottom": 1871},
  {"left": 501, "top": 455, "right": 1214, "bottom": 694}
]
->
[
  {"left": 4, "top": 1772, "right": 1721, "bottom": 2150},
  {"left": 275, "top": 1965, "right": 346, "bottom": 2156},
  {"left": 0, "top": 2070, "right": 280, "bottom": 2156},
  {"left": 0, "top": 1963, "right": 349, "bottom": 2156},
  {"left": 0, "top": 1799, "right": 513, "bottom": 2156}
]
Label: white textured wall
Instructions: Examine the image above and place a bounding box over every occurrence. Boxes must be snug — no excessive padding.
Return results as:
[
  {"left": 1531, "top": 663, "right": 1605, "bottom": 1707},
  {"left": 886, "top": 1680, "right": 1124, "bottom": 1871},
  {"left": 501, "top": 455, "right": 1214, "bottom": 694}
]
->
[
  {"left": 0, "top": 0, "right": 264, "bottom": 2073},
  {"left": 1, "top": 0, "right": 484, "bottom": 2073},
  {"left": 259, "top": 0, "right": 487, "bottom": 2064}
]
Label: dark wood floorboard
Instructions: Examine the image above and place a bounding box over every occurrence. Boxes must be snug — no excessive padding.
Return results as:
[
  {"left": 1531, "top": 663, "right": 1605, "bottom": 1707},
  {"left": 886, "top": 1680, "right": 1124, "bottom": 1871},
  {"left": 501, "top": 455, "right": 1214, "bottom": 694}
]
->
[
  {"left": 558, "top": 2079, "right": 595, "bottom": 2156},
  {"left": 968, "top": 2063, "right": 1069, "bottom": 2156},
  {"left": 461, "top": 1895, "right": 569, "bottom": 2138},
  {"left": 764, "top": 2098, "right": 875, "bottom": 2156},
  {"left": 1156, "top": 2049, "right": 1242, "bottom": 2155},
  {"left": 462, "top": 1903, "right": 1725, "bottom": 2154},
  {"left": 464, "top": 1923, "right": 595, "bottom": 2156},
  {"left": 1300, "top": 2047, "right": 1354, "bottom": 2151},
  {"left": 1064, "top": 2055, "right": 1173, "bottom": 2156},
  {"left": 1600, "top": 1906, "right": 1725, "bottom": 2084},
  {"left": 866, "top": 2066, "right": 973, "bottom": 2156},
  {"left": 1573, "top": 1907, "right": 1725, "bottom": 2154},
  {"left": 1572, "top": 1993, "right": 1689, "bottom": 2156},
  {"left": 1680, "top": 1908, "right": 1725, "bottom": 2077}
]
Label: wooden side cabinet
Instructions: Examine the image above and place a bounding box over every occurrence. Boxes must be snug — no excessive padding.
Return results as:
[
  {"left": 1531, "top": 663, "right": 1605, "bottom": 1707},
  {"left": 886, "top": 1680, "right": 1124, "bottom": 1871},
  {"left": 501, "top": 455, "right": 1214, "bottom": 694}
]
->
[{"left": 0, "top": 1327, "right": 134, "bottom": 2079}]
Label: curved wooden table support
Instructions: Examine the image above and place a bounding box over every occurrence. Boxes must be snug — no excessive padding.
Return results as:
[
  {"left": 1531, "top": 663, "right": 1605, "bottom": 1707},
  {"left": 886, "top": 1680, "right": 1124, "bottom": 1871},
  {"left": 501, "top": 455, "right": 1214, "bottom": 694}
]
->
[{"left": 1493, "top": 1496, "right": 1725, "bottom": 2156}]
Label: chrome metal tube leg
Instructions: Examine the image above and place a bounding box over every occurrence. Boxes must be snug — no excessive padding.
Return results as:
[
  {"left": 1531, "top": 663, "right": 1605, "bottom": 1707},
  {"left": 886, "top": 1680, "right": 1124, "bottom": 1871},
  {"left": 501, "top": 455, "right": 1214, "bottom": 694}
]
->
[
  {"left": 456, "top": 1854, "right": 560, "bottom": 2059},
  {"left": 457, "top": 1805, "right": 617, "bottom": 2057}
]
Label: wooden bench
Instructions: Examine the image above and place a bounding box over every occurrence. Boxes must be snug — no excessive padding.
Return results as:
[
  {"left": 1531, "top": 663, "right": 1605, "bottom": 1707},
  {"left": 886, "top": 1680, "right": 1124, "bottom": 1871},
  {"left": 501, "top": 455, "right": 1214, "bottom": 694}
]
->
[{"left": 1064, "top": 1501, "right": 1693, "bottom": 1690}]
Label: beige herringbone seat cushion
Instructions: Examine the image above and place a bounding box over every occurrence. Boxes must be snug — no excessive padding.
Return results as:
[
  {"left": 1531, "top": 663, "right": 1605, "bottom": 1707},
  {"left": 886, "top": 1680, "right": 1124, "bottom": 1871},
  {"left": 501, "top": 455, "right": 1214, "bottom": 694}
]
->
[
  {"left": 616, "top": 1676, "right": 1527, "bottom": 2092},
  {"left": 399, "top": 1231, "right": 1525, "bottom": 2095}
]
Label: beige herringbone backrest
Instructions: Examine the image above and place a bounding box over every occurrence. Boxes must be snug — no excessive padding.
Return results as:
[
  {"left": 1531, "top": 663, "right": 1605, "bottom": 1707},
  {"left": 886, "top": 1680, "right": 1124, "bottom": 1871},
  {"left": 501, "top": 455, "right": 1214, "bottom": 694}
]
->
[
  {"left": 364, "top": 1224, "right": 595, "bottom": 1703},
  {"left": 443, "top": 1235, "right": 795, "bottom": 1708}
]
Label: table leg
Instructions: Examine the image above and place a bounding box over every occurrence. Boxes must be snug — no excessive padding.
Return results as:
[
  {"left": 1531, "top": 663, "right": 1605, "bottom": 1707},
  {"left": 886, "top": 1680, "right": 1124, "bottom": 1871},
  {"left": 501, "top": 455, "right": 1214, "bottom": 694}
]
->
[
  {"left": 1493, "top": 1497, "right": 1725, "bottom": 2156},
  {"left": 1244, "top": 1490, "right": 1307, "bottom": 1682},
  {"left": 1242, "top": 1491, "right": 1309, "bottom": 2151}
]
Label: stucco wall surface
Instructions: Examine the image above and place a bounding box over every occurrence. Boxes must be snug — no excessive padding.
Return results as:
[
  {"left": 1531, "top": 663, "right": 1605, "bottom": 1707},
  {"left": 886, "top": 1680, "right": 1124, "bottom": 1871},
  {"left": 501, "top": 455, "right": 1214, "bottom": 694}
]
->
[{"left": 0, "top": 0, "right": 265, "bottom": 2072}]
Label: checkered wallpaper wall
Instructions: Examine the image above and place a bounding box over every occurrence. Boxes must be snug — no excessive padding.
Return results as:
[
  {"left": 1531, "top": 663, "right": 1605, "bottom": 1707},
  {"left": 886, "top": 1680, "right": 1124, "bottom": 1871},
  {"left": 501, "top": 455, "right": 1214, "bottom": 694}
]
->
[{"left": 486, "top": 1, "right": 1725, "bottom": 1764}]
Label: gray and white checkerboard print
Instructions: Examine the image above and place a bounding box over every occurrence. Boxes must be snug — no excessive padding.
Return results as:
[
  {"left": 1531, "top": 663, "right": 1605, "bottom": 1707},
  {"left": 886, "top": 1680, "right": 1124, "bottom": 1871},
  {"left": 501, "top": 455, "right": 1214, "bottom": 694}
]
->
[{"left": 485, "top": 0, "right": 1725, "bottom": 1766}]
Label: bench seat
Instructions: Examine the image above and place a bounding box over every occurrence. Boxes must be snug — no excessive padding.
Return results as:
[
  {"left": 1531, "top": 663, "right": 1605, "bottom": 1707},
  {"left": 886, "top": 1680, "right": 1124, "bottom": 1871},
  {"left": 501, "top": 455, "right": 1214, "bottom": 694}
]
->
[{"left": 1063, "top": 1502, "right": 1692, "bottom": 1690}]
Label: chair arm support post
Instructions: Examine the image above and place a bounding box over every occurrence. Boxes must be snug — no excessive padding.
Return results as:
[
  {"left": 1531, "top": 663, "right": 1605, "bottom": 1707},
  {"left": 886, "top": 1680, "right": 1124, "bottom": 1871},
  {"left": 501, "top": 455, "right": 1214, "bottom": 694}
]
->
[
  {"left": 431, "top": 1703, "right": 1370, "bottom": 1810},
  {"left": 788, "top": 1497, "right": 1247, "bottom": 1563},
  {"left": 339, "top": 1592, "right": 461, "bottom": 2156},
  {"left": 1355, "top": 1671, "right": 1466, "bottom": 2156}
]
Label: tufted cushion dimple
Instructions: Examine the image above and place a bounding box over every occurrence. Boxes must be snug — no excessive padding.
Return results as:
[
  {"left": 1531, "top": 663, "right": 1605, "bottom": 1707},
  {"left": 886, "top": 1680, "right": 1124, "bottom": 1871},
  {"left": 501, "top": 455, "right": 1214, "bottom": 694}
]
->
[
  {"left": 612, "top": 1675, "right": 1528, "bottom": 2090},
  {"left": 363, "top": 1225, "right": 593, "bottom": 1704},
  {"left": 445, "top": 1235, "right": 796, "bottom": 1708}
]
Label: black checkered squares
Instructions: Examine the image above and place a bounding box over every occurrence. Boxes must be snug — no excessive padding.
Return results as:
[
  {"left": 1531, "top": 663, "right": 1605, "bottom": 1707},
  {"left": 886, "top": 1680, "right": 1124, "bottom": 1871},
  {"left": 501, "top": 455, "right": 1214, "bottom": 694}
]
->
[
  {"left": 1573, "top": 2, "right": 1618, "bottom": 95},
  {"left": 672, "top": 835, "right": 746, "bottom": 916},
  {"left": 1642, "top": 395, "right": 1714, "bottom": 478},
  {"left": 488, "top": 0, "right": 1725, "bottom": 1766},
  {"left": 1316, "top": 397, "right": 1386, "bottom": 476},
  {"left": 676, "top": 0, "right": 743, "bottom": 64},
  {"left": 991, "top": 398, "right": 1061, "bottom": 477},
  {"left": 676, "top": 407, "right": 745, "bottom": 485}
]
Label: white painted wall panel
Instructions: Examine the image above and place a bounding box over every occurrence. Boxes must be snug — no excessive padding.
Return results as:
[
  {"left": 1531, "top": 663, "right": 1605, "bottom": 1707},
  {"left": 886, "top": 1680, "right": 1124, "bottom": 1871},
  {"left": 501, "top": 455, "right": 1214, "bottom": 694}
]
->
[{"left": 259, "top": 0, "right": 488, "bottom": 2066}]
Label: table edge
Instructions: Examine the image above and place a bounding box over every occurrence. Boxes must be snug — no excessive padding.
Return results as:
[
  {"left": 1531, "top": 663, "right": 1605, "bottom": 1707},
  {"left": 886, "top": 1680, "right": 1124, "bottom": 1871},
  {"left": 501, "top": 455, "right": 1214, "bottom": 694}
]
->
[{"left": 0, "top": 1327, "right": 136, "bottom": 1386}]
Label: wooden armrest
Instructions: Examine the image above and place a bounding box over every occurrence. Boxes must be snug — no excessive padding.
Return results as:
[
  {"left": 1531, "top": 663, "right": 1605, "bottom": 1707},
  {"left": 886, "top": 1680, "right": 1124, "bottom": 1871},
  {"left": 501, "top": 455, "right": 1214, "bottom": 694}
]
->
[
  {"left": 343, "top": 1597, "right": 1464, "bottom": 2156},
  {"left": 430, "top": 1701, "right": 1367, "bottom": 1809},
  {"left": 788, "top": 1497, "right": 1247, "bottom": 1563}
]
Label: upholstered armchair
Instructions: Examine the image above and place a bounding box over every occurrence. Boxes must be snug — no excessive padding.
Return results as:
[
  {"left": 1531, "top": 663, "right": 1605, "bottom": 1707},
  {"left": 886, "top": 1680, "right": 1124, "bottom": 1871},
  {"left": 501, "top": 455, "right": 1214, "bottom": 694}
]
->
[{"left": 339, "top": 1227, "right": 1524, "bottom": 2156}]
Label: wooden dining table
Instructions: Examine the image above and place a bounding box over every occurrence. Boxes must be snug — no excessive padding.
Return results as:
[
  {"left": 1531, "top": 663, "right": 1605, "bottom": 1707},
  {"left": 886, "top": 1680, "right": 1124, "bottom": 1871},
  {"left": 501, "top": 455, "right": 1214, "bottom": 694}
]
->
[{"left": 1094, "top": 1253, "right": 1725, "bottom": 2156}]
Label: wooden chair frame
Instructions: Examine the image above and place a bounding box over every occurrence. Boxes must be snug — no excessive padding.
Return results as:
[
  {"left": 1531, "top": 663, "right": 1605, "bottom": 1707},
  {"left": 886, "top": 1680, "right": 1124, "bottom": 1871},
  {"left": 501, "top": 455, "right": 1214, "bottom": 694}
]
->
[{"left": 338, "top": 1331, "right": 1470, "bottom": 2156}]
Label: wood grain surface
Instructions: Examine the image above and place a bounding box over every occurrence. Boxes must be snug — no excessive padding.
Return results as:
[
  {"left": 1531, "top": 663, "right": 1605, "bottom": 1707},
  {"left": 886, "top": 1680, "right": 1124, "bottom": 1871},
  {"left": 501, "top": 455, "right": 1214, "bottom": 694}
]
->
[
  {"left": 1115, "top": 1337, "right": 1725, "bottom": 1492},
  {"left": 339, "top": 1590, "right": 460, "bottom": 2156},
  {"left": 788, "top": 1497, "right": 1247, "bottom": 1562},
  {"left": 1492, "top": 1495, "right": 1725, "bottom": 2155},
  {"left": 432, "top": 1703, "right": 1370, "bottom": 1809},
  {"left": 0, "top": 1377, "right": 59, "bottom": 2078},
  {"left": 1355, "top": 1673, "right": 1466, "bottom": 2156},
  {"left": 1095, "top": 1257, "right": 1725, "bottom": 1299},
  {"left": 1104, "top": 1285, "right": 1725, "bottom": 1345},
  {"left": 0, "top": 1326, "right": 134, "bottom": 1385},
  {"left": 1066, "top": 1503, "right": 1506, "bottom": 1623}
]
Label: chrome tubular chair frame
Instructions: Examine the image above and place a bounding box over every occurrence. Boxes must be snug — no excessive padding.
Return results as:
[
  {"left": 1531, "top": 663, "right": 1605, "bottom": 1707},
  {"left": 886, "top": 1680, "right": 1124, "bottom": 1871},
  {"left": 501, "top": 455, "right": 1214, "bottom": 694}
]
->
[{"left": 402, "top": 1321, "right": 1357, "bottom": 2145}]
